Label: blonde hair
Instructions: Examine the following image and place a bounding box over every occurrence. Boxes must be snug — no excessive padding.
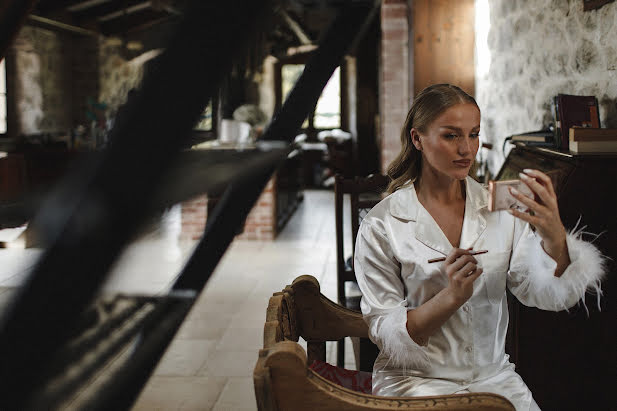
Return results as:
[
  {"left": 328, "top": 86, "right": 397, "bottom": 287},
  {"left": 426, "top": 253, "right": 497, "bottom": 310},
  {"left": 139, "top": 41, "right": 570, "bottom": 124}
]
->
[{"left": 386, "top": 84, "right": 479, "bottom": 194}]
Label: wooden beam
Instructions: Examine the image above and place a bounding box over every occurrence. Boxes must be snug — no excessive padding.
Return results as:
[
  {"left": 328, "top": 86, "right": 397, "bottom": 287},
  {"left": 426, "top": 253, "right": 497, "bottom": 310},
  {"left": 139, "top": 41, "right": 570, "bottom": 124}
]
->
[
  {"left": 100, "top": 8, "right": 170, "bottom": 35},
  {"left": 36, "top": 0, "right": 93, "bottom": 14},
  {"left": 72, "top": 0, "right": 149, "bottom": 23}
]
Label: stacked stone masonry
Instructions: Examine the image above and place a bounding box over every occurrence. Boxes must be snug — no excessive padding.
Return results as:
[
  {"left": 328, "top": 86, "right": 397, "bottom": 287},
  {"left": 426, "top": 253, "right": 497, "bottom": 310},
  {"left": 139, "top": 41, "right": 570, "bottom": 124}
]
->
[{"left": 475, "top": 0, "right": 617, "bottom": 177}]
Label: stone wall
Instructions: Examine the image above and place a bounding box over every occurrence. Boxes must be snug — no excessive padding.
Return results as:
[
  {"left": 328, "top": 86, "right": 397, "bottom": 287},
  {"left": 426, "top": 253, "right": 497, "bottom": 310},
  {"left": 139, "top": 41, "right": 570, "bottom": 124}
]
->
[
  {"left": 98, "top": 38, "right": 162, "bottom": 115},
  {"left": 9, "top": 26, "right": 99, "bottom": 137},
  {"left": 11, "top": 26, "right": 72, "bottom": 135},
  {"left": 476, "top": 0, "right": 617, "bottom": 176}
]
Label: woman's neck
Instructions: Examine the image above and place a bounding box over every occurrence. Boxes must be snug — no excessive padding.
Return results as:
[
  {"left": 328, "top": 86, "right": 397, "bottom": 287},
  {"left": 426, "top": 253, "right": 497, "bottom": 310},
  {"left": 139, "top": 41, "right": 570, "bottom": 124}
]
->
[{"left": 415, "top": 167, "right": 466, "bottom": 205}]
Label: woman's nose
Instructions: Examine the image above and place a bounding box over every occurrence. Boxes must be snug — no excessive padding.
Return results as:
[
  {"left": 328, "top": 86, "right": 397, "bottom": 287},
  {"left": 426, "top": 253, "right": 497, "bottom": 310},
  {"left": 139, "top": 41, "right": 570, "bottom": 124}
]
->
[{"left": 458, "top": 137, "right": 472, "bottom": 154}]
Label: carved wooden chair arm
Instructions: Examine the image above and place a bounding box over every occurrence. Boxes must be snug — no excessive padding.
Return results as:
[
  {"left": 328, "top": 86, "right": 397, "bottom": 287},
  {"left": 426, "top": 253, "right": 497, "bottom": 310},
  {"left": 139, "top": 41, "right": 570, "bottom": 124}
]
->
[
  {"left": 256, "top": 275, "right": 516, "bottom": 411},
  {"left": 255, "top": 341, "right": 515, "bottom": 411}
]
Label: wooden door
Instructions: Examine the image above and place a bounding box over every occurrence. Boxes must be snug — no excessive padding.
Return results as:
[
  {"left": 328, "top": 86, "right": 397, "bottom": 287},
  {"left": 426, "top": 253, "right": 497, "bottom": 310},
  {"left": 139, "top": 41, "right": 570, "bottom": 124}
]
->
[{"left": 413, "top": 0, "right": 475, "bottom": 96}]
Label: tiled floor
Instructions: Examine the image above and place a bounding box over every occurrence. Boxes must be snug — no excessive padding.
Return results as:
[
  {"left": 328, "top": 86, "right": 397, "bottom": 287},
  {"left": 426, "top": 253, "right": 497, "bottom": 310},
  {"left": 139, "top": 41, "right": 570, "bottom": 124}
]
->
[
  {"left": 0, "top": 189, "right": 354, "bottom": 410},
  {"left": 132, "top": 189, "right": 355, "bottom": 410}
]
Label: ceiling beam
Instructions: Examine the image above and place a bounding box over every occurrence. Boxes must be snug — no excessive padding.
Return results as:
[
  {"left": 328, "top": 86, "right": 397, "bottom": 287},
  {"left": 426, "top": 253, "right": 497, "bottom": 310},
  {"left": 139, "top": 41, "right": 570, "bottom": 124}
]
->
[
  {"left": 72, "top": 0, "right": 148, "bottom": 22},
  {"left": 100, "top": 8, "right": 171, "bottom": 35},
  {"left": 36, "top": 0, "right": 94, "bottom": 14}
]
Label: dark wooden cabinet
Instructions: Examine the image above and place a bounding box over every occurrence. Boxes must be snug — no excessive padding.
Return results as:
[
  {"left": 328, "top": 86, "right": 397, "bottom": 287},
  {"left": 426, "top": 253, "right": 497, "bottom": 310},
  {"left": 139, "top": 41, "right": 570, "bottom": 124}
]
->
[{"left": 498, "top": 143, "right": 617, "bottom": 411}]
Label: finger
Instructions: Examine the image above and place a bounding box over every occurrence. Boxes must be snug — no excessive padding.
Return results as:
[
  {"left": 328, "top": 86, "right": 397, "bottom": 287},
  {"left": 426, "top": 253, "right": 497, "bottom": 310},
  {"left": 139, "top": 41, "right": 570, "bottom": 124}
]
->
[
  {"left": 466, "top": 267, "right": 483, "bottom": 282},
  {"left": 446, "top": 255, "right": 477, "bottom": 277},
  {"left": 444, "top": 248, "right": 474, "bottom": 265},
  {"left": 523, "top": 169, "right": 555, "bottom": 193},
  {"left": 455, "top": 261, "right": 478, "bottom": 278},
  {"left": 519, "top": 172, "right": 556, "bottom": 208},
  {"left": 509, "top": 186, "right": 549, "bottom": 215},
  {"left": 508, "top": 207, "right": 540, "bottom": 226}
]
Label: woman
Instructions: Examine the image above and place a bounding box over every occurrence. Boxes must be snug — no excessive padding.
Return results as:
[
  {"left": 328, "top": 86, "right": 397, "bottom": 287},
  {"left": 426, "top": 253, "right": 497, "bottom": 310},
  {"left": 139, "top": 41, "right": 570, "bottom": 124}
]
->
[{"left": 354, "top": 84, "right": 605, "bottom": 411}]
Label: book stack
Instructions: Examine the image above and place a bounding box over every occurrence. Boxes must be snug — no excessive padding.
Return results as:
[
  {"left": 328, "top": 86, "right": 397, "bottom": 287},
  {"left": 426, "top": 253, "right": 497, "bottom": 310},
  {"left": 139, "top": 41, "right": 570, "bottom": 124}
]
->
[
  {"left": 509, "top": 129, "right": 555, "bottom": 147},
  {"left": 554, "top": 94, "right": 600, "bottom": 151},
  {"left": 569, "top": 127, "right": 617, "bottom": 153}
]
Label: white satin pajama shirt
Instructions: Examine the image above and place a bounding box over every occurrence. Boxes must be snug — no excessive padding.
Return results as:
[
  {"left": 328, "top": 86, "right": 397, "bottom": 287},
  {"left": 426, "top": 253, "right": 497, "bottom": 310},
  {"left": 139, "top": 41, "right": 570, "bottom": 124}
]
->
[{"left": 354, "top": 177, "right": 605, "bottom": 411}]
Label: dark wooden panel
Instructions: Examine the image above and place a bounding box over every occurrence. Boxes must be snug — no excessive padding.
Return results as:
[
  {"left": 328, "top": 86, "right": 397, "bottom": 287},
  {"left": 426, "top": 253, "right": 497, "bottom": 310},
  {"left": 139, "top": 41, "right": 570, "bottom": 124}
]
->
[{"left": 498, "top": 144, "right": 617, "bottom": 411}]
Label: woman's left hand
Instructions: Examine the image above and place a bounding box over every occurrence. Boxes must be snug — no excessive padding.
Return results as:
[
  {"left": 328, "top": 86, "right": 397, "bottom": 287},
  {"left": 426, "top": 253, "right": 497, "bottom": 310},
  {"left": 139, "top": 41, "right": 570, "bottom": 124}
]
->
[{"left": 507, "top": 169, "right": 570, "bottom": 273}]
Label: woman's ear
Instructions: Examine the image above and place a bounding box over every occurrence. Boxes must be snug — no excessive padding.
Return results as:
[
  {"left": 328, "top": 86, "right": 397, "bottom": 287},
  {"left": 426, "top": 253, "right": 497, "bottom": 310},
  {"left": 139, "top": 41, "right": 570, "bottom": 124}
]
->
[{"left": 411, "top": 128, "right": 422, "bottom": 151}]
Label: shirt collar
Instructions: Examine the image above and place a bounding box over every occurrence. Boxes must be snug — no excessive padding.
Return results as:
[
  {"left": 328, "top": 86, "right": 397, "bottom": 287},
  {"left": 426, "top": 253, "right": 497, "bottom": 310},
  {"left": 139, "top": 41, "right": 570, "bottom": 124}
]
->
[{"left": 388, "top": 176, "right": 488, "bottom": 221}]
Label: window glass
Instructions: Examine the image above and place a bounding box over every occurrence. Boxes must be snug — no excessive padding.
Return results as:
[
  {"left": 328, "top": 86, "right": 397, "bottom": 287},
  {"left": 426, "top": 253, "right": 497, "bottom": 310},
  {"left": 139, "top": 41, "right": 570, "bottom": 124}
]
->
[
  {"left": 281, "top": 64, "right": 309, "bottom": 128},
  {"left": 281, "top": 64, "right": 341, "bottom": 130},
  {"left": 314, "top": 66, "right": 341, "bottom": 129},
  {"left": 194, "top": 100, "right": 213, "bottom": 131}
]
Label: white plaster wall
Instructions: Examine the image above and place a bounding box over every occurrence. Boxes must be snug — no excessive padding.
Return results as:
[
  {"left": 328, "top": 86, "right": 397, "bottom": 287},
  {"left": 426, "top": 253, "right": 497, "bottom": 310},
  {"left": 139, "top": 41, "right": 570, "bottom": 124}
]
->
[{"left": 475, "top": 0, "right": 617, "bottom": 176}]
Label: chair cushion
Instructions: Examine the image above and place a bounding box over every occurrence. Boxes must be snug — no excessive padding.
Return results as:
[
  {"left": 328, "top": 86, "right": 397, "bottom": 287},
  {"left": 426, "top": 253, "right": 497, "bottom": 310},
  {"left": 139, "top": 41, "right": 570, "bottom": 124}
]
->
[{"left": 309, "top": 360, "right": 372, "bottom": 394}]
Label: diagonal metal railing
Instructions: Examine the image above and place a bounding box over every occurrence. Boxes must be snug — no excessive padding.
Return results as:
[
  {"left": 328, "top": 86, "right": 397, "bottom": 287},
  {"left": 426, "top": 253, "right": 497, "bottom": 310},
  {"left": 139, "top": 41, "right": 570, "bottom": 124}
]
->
[{"left": 0, "top": 0, "right": 379, "bottom": 408}]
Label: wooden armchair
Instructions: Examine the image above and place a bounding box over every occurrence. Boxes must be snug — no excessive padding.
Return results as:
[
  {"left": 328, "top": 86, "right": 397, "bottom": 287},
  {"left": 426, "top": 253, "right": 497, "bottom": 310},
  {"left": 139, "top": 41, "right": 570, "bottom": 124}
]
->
[{"left": 254, "top": 275, "right": 515, "bottom": 411}]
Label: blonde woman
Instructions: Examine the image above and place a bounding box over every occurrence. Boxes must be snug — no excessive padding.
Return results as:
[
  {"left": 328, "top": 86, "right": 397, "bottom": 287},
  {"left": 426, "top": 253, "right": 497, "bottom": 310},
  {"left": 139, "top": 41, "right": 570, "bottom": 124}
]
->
[{"left": 354, "top": 84, "right": 605, "bottom": 411}]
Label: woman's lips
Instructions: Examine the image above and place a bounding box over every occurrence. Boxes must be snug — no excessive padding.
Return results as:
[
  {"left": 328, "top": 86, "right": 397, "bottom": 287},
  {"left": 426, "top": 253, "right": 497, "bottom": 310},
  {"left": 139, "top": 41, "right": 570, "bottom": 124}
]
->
[{"left": 454, "top": 160, "right": 472, "bottom": 167}]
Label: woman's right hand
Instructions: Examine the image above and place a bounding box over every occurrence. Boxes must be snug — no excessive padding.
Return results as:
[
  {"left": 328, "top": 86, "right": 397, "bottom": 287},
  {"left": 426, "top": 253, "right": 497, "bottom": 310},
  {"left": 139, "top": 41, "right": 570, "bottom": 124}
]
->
[{"left": 443, "top": 248, "right": 483, "bottom": 305}]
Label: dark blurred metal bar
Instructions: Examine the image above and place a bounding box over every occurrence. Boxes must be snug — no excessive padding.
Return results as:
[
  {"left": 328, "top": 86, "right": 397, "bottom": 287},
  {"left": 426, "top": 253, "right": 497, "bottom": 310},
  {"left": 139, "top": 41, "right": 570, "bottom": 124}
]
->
[
  {"left": 0, "top": 0, "right": 272, "bottom": 407},
  {"left": 173, "top": 2, "right": 379, "bottom": 293},
  {"left": 0, "top": 1, "right": 379, "bottom": 409}
]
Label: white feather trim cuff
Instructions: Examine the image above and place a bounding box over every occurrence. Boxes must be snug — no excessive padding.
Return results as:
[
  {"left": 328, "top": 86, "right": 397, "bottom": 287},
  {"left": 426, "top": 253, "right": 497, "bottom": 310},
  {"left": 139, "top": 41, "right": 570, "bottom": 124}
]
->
[
  {"left": 512, "top": 230, "right": 606, "bottom": 312},
  {"left": 371, "top": 306, "right": 430, "bottom": 370}
]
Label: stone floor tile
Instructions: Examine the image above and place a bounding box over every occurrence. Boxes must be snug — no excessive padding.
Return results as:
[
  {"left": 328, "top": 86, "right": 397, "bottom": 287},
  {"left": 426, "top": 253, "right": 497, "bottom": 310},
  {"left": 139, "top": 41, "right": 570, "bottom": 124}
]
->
[
  {"left": 215, "top": 327, "right": 263, "bottom": 351},
  {"left": 199, "top": 349, "right": 259, "bottom": 378},
  {"left": 132, "top": 376, "right": 227, "bottom": 411},
  {"left": 153, "top": 339, "right": 216, "bottom": 377},
  {"left": 212, "top": 377, "right": 257, "bottom": 411}
]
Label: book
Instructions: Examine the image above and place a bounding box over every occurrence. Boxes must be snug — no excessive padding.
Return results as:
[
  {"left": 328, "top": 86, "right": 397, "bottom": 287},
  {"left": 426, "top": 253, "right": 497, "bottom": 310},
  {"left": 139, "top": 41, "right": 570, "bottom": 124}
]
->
[
  {"left": 569, "top": 128, "right": 617, "bottom": 152},
  {"left": 569, "top": 127, "right": 617, "bottom": 141},
  {"left": 569, "top": 140, "right": 617, "bottom": 153},
  {"left": 555, "top": 94, "right": 600, "bottom": 150},
  {"left": 510, "top": 129, "right": 555, "bottom": 146}
]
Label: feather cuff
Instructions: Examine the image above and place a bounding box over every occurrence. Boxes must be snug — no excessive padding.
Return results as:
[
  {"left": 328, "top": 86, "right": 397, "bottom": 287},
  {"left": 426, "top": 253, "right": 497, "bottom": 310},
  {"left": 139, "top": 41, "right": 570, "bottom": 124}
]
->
[
  {"left": 373, "top": 306, "right": 430, "bottom": 370},
  {"left": 513, "top": 229, "right": 607, "bottom": 312}
]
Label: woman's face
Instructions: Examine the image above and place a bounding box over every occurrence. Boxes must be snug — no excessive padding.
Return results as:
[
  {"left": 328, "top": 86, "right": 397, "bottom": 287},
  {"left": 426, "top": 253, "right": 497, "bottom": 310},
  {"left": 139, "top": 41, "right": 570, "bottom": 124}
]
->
[{"left": 411, "top": 103, "right": 480, "bottom": 181}]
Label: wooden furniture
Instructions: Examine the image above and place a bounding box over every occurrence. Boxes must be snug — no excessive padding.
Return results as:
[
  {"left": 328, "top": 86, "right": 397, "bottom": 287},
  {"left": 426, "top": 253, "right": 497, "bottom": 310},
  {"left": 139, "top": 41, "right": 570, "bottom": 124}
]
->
[
  {"left": 497, "top": 143, "right": 617, "bottom": 410},
  {"left": 334, "top": 173, "right": 388, "bottom": 369},
  {"left": 253, "top": 275, "right": 515, "bottom": 411}
]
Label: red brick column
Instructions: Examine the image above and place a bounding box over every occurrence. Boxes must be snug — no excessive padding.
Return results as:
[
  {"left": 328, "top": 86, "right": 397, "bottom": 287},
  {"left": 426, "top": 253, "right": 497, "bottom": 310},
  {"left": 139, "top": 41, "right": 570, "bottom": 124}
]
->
[
  {"left": 180, "top": 176, "right": 277, "bottom": 242},
  {"left": 380, "top": 0, "right": 410, "bottom": 173},
  {"left": 236, "top": 175, "right": 276, "bottom": 241},
  {"left": 180, "top": 194, "right": 208, "bottom": 241}
]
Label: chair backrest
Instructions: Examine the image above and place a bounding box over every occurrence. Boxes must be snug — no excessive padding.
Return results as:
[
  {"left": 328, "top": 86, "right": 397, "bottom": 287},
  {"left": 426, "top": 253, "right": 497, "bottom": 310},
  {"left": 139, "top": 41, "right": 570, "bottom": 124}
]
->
[
  {"left": 334, "top": 174, "right": 389, "bottom": 302},
  {"left": 263, "top": 275, "right": 368, "bottom": 363}
]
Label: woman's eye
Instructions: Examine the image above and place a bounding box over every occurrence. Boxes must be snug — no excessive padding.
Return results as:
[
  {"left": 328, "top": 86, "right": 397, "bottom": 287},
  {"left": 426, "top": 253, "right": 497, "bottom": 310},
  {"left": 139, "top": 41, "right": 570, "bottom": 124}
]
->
[
  {"left": 470, "top": 133, "right": 480, "bottom": 139},
  {"left": 444, "top": 133, "right": 458, "bottom": 139}
]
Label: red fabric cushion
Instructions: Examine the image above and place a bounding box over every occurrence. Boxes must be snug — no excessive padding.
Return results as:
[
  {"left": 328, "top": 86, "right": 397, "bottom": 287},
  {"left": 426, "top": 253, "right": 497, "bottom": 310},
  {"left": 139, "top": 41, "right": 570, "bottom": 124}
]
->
[{"left": 309, "top": 360, "right": 372, "bottom": 394}]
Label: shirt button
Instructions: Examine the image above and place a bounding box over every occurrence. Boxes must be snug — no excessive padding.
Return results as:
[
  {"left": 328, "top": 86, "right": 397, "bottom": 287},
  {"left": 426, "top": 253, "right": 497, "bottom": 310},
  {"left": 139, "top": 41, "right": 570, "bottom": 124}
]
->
[
  {"left": 463, "top": 305, "right": 470, "bottom": 313},
  {"left": 465, "top": 346, "right": 473, "bottom": 353}
]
